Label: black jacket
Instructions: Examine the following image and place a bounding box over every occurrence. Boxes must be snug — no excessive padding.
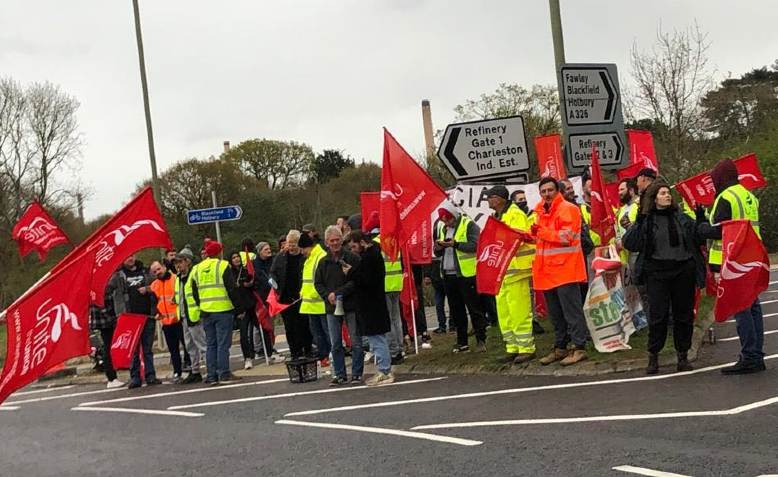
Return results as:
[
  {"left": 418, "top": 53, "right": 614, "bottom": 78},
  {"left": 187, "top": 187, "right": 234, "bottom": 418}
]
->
[
  {"left": 252, "top": 255, "right": 274, "bottom": 301},
  {"left": 270, "top": 251, "right": 305, "bottom": 304},
  {"left": 351, "top": 244, "right": 391, "bottom": 336},
  {"left": 314, "top": 250, "right": 361, "bottom": 314},
  {"left": 230, "top": 264, "right": 257, "bottom": 315},
  {"left": 623, "top": 210, "right": 706, "bottom": 287}
]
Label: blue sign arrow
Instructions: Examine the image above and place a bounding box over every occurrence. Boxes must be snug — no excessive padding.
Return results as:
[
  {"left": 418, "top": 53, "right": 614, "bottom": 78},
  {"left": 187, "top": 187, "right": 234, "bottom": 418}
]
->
[{"left": 186, "top": 205, "right": 243, "bottom": 225}]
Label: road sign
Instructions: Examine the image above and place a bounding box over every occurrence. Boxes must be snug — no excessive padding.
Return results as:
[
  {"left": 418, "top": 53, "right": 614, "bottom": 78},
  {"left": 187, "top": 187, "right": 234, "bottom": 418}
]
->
[
  {"left": 186, "top": 205, "right": 243, "bottom": 225},
  {"left": 437, "top": 115, "right": 530, "bottom": 182},
  {"left": 567, "top": 132, "right": 624, "bottom": 169},
  {"left": 558, "top": 63, "right": 626, "bottom": 172}
]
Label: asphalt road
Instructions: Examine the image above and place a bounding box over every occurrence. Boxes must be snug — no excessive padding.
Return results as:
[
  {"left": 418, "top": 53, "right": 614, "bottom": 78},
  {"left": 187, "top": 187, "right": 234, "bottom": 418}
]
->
[{"left": 2, "top": 273, "right": 778, "bottom": 477}]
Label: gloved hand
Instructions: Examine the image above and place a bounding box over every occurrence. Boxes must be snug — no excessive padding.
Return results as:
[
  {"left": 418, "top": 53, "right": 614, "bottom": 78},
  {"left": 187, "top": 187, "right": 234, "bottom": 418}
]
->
[{"left": 694, "top": 205, "right": 707, "bottom": 223}]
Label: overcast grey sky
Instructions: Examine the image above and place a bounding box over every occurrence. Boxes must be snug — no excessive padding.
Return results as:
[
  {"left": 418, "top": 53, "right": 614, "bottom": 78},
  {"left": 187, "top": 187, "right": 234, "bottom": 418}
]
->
[{"left": 2, "top": 0, "right": 776, "bottom": 219}]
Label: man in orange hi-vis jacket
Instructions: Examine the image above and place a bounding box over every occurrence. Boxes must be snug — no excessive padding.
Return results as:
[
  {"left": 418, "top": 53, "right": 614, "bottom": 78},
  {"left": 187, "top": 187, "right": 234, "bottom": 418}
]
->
[
  {"left": 150, "top": 260, "right": 185, "bottom": 383},
  {"left": 531, "top": 177, "right": 589, "bottom": 367}
]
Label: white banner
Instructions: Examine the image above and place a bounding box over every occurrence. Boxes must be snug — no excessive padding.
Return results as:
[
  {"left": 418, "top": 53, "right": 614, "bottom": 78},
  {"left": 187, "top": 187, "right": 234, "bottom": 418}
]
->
[{"left": 448, "top": 177, "right": 583, "bottom": 229}]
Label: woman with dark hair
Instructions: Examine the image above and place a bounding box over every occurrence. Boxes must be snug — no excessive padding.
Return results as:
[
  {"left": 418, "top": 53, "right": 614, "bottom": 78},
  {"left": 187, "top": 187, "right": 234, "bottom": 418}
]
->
[
  {"left": 228, "top": 251, "right": 258, "bottom": 369},
  {"left": 623, "top": 182, "right": 706, "bottom": 375}
]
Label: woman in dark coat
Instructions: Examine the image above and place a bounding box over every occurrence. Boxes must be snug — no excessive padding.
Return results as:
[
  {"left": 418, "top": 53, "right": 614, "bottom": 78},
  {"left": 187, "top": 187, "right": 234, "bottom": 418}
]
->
[
  {"left": 229, "top": 251, "right": 258, "bottom": 369},
  {"left": 348, "top": 230, "right": 395, "bottom": 386},
  {"left": 623, "top": 181, "right": 706, "bottom": 375}
]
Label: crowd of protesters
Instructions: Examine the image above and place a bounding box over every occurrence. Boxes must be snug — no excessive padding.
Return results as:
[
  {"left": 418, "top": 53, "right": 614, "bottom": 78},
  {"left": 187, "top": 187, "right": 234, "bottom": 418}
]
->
[{"left": 89, "top": 157, "right": 767, "bottom": 389}]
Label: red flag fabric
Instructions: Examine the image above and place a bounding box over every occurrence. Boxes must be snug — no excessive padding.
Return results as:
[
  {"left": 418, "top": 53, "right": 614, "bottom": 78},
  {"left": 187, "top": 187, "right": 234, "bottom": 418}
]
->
[
  {"left": 475, "top": 216, "right": 523, "bottom": 295},
  {"left": 110, "top": 313, "right": 147, "bottom": 370},
  {"left": 534, "top": 134, "right": 567, "bottom": 180},
  {"left": 51, "top": 187, "right": 173, "bottom": 306},
  {"left": 616, "top": 161, "right": 646, "bottom": 181},
  {"left": 360, "top": 192, "right": 380, "bottom": 230},
  {"left": 11, "top": 201, "right": 70, "bottom": 262},
  {"left": 589, "top": 146, "right": 616, "bottom": 244},
  {"left": 405, "top": 220, "right": 434, "bottom": 265},
  {"left": 398, "top": 244, "right": 417, "bottom": 336},
  {"left": 266, "top": 288, "right": 293, "bottom": 317},
  {"left": 626, "top": 129, "right": 659, "bottom": 171},
  {"left": 0, "top": 249, "right": 96, "bottom": 404},
  {"left": 380, "top": 129, "right": 449, "bottom": 262},
  {"left": 605, "top": 181, "right": 621, "bottom": 212},
  {"left": 242, "top": 245, "right": 275, "bottom": 343},
  {"left": 714, "top": 220, "right": 770, "bottom": 322},
  {"left": 676, "top": 153, "right": 767, "bottom": 208}
]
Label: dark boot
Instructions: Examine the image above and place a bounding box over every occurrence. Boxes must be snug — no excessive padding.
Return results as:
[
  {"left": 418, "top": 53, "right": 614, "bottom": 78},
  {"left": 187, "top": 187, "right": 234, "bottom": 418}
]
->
[
  {"left": 676, "top": 352, "right": 693, "bottom": 372},
  {"left": 646, "top": 353, "right": 659, "bottom": 375}
]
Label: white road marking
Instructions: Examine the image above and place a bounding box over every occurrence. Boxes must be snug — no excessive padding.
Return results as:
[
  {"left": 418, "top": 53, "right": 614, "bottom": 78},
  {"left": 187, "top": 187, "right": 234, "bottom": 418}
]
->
[
  {"left": 168, "top": 377, "right": 447, "bottom": 410},
  {"left": 276, "top": 419, "right": 482, "bottom": 447},
  {"left": 769, "top": 280, "right": 778, "bottom": 285},
  {"left": 412, "top": 396, "right": 778, "bottom": 430},
  {"left": 0, "top": 406, "right": 20, "bottom": 411},
  {"left": 720, "top": 329, "right": 778, "bottom": 342},
  {"left": 78, "top": 378, "right": 288, "bottom": 406},
  {"left": 613, "top": 465, "right": 691, "bottom": 477},
  {"left": 11, "top": 385, "right": 75, "bottom": 397},
  {"left": 71, "top": 406, "right": 203, "bottom": 418},
  {"left": 5, "top": 387, "right": 126, "bottom": 405},
  {"left": 285, "top": 354, "right": 778, "bottom": 417},
  {"left": 725, "top": 312, "right": 777, "bottom": 323},
  {"left": 759, "top": 299, "right": 778, "bottom": 305}
]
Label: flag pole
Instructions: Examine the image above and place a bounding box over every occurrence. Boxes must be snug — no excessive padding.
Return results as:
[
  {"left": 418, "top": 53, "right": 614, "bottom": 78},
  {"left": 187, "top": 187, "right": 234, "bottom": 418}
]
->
[
  {"left": 410, "top": 297, "right": 419, "bottom": 355},
  {"left": 257, "top": 312, "right": 270, "bottom": 366}
]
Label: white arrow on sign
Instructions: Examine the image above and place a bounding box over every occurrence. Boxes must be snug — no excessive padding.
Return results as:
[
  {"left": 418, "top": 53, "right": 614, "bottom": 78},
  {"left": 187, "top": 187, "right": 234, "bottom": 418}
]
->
[
  {"left": 561, "top": 67, "right": 619, "bottom": 125},
  {"left": 437, "top": 116, "right": 530, "bottom": 181},
  {"left": 568, "top": 132, "right": 624, "bottom": 169}
]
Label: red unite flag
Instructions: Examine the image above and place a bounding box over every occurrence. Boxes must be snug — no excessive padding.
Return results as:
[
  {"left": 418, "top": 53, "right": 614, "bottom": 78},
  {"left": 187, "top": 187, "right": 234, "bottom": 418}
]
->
[
  {"left": 110, "top": 313, "right": 148, "bottom": 370},
  {"left": 590, "top": 146, "right": 616, "bottom": 244},
  {"left": 714, "top": 220, "right": 770, "bottom": 322},
  {"left": 360, "top": 192, "right": 380, "bottom": 230},
  {"left": 11, "top": 201, "right": 70, "bottom": 262},
  {"left": 534, "top": 134, "right": 567, "bottom": 180},
  {"left": 380, "top": 129, "right": 449, "bottom": 262},
  {"left": 605, "top": 181, "right": 621, "bottom": 212},
  {"left": 676, "top": 153, "right": 766, "bottom": 208},
  {"left": 0, "top": 249, "right": 96, "bottom": 404},
  {"left": 50, "top": 187, "right": 173, "bottom": 307},
  {"left": 266, "top": 288, "right": 292, "bottom": 317},
  {"left": 626, "top": 129, "right": 659, "bottom": 171},
  {"left": 476, "top": 216, "right": 523, "bottom": 295},
  {"left": 242, "top": 246, "right": 274, "bottom": 343},
  {"left": 399, "top": 244, "right": 418, "bottom": 336}
]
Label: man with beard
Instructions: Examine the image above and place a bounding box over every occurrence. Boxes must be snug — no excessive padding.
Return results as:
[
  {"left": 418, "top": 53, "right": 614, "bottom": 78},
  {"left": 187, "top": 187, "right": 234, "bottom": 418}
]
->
[{"left": 616, "top": 178, "right": 640, "bottom": 266}]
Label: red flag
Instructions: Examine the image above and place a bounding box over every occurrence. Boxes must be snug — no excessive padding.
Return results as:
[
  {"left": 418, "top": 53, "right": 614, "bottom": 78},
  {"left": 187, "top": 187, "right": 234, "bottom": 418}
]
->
[
  {"left": 242, "top": 245, "right": 274, "bottom": 342},
  {"left": 11, "top": 201, "right": 70, "bottom": 262},
  {"left": 398, "top": 244, "right": 417, "bottom": 336},
  {"left": 534, "top": 134, "right": 567, "bottom": 180},
  {"left": 626, "top": 129, "right": 659, "bottom": 171},
  {"left": 266, "top": 288, "right": 293, "bottom": 317},
  {"left": 380, "top": 129, "right": 449, "bottom": 262},
  {"left": 616, "top": 161, "right": 645, "bottom": 181},
  {"left": 590, "top": 146, "right": 616, "bottom": 244},
  {"left": 675, "top": 153, "right": 766, "bottom": 208},
  {"left": 51, "top": 187, "right": 173, "bottom": 306},
  {"left": 110, "top": 313, "right": 147, "bottom": 370},
  {"left": 475, "top": 217, "right": 523, "bottom": 295},
  {"left": 405, "top": 219, "right": 433, "bottom": 265},
  {"left": 0, "top": 249, "right": 96, "bottom": 404},
  {"left": 714, "top": 220, "right": 770, "bottom": 322},
  {"left": 360, "top": 192, "right": 380, "bottom": 230},
  {"left": 734, "top": 153, "right": 767, "bottom": 190},
  {"left": 605, "top": 181, "right": 621, "bottom": 212}
]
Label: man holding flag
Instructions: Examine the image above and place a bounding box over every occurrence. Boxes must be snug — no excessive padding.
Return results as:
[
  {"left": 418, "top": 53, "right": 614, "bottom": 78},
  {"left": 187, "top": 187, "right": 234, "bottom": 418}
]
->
[
  {"left": 697, "top": 159, "right": 767, "bottom": 374},
  {"left": 485, "top": 185, "right": 536, "bottom": 364}
]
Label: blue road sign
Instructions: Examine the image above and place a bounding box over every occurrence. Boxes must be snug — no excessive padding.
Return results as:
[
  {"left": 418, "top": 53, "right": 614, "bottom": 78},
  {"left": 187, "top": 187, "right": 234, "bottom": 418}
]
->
[{"left": 186, "top": 205, "right": 243, "bottom": 225}]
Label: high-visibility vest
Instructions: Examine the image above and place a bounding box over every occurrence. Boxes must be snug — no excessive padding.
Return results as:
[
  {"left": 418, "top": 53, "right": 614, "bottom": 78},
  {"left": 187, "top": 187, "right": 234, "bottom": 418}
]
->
[
  {"left": 437, "top": 216, "right": 477, "bottom": 278},
  {"left": 616, "top": 200, "right": 639, "bottom": 264},
  {"left": 192, "top": 258, "right": 234, "bottom": 313},
  {"left": 580, "top": 204, "right": 602, "bottom": 246},
  {"left": 496, "top": 203, "right": 535, "bottom": 282},
  {"left": 150, "top": 275, "right": 179, "bottom": 325},
  {"left": 532, "top": 193, "right": 588, "bottom": 291},
  {"left": 239, "top": 251, "right": 256, "bottom": 266},
  {"left": 709, "top": 184, "right": 760, "bottom": 265},
  {"left": 174, "top": 273, "right": 201, "bottom": 323},
  {"left": 300, "top": 244, "right": 327, "bottom": 314},
  {"left": 374, "top": 236, "right": 403, "bottom": 292}
]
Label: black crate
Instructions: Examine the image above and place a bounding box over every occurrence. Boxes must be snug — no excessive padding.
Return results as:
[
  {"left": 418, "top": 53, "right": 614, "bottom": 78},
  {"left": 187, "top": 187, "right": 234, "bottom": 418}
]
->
[{"left": 285, "top": 357, "right": 319, "bottom": 384}]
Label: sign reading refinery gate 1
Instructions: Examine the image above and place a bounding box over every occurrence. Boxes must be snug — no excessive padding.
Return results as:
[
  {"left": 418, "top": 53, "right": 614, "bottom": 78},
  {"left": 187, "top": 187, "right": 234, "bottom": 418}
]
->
[{"left": 437, "top": 115, "right": 530, "bottom": 182}]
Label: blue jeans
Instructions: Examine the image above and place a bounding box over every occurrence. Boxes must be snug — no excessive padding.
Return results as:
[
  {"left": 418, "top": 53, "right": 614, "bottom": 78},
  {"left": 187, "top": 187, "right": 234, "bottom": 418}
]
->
[
  {"left": 130, "top": 317, "right": 157, "bottom": 384},
  {"left": 734, "top": 298, "right": 765, "bottom": 365},
  {"left": 202, "top": 312, "right": 234, "bottom": 380},
  {"left": 327, "top": 312, "right": 363, "bottom": 379},
  {"left": 308, "top": 314, "right": 331, "bottom": 360},
  {"left": 366, "top": 334, "right": 391, "bottom": 374},
  {"left": 433, "top": 282, "right": 447, "bottom": 330}
]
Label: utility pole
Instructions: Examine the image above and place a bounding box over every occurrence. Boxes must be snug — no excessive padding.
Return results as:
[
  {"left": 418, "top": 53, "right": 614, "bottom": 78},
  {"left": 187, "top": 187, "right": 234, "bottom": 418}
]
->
[
  {"left": 548, "top": 0, "right": 566, "bottom": 71},
  {"left": 132, "top": 0, "right": 160, "bottom": 203}
]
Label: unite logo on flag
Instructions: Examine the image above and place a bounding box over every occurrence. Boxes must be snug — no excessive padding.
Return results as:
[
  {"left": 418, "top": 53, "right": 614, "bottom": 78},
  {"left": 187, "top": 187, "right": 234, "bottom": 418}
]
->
[
  {"left": 478, "top": 241, "right": 506, "bottom": 268},
  {"left": 111, "top": 330, "right": 134, "bottom": 351},
  {"left": 91, "top": 219, "right": 166, "bottom": 268},
  {"left": 21, "top": 300, "right": 83, "bottom": 376},
  {"left": 17, "top": 217, "right": 60, "bottom": 247}
]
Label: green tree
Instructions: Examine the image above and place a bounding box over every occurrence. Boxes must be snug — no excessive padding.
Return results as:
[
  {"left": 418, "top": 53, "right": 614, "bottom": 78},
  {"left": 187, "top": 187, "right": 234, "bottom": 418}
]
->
[
  {"left": 309, "top": 149, "right": 354, "bottom": 184},
  {"left": 222, "top": 138, "right": 314, "bottom": 190}
]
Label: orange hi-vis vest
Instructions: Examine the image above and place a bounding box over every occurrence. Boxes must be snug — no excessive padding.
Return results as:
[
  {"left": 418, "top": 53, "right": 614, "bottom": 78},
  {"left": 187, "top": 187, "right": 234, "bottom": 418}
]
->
[
  {"left": 532, "top": 193, "right": 588, "bottom": 291},
  {"left": 150, "top": 274, "right": 179, "bottom": 325}
]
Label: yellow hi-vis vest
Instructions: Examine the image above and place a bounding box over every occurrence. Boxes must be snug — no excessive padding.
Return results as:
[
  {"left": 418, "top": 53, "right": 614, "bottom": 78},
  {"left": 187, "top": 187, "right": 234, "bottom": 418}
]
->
[
  {"left": 438, "top": 216, "right": 477, "bottom": 278},
  {"left": 616, "top": 200, "right": 639, "bottom": 264},
  {"left": 174, "top": 273, "right": 201, "bottom": 323},
  {"left": 374, "top": 236, "right": 403, "bottom": 292},
  {"left": 497, "top": 203, "right": 535, "bottom": 282},
  {"left": 580, "top": 204, "right": 602, "bottom": 246},
  {"left": 192, "top": 258, "right": 233, "bottom": 313},
  {"left": 709, "top": 184, "right": 760, "bottom": 265},
  {"left": 300, "top": 244, "right": 327, "bottom": 314},
  {"left": 239, "top": 251, "right": 256, "bottom": 266}
]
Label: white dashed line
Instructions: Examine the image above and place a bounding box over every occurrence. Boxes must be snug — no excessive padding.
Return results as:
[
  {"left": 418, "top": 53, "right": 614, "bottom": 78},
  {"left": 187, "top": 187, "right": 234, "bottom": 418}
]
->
[
  {"left": 613, "top": 465, "right": 691, "bottom": 477},
  {"left": 276, "top": 419, "right": 481, "bottom": 446},
  {"left": 72, "top": 406, "right": 203, "bottom": 418}
]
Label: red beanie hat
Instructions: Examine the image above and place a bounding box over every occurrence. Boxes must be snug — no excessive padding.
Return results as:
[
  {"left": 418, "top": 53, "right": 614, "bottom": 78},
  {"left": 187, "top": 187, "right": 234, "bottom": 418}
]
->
[{"left": 204, "top": 240, "right": 223, "bottom": 258}]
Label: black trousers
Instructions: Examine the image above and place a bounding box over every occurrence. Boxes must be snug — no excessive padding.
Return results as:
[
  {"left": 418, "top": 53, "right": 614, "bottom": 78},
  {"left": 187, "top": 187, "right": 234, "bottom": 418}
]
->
[
  {"left": 443, "top": 274, "right": 487, "bottom": 347},
  {"left": 237, "top": 309, "right": 255, "bottom": 360},
  {"left": 281, "top": 301, "right": 312, "bottom": 358},
  {"left": 645, "top": 259, "right": 696, "bottom": 355},
  {"left": 99, "top": 325, "right": 117, "bottom": 382},
  {"left": 412, "top": 265, "right": 428, "bottom": 335},
  {"left": 162, "top": 322, "right": 184, "bottom": 375}
]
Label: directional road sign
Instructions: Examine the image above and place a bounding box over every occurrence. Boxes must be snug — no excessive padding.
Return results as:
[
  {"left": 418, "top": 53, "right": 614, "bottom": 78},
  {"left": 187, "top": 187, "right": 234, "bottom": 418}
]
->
[
  {"left": 558, "top": 63, "right": 626, "bottom": 172},
  {"left": 437, "top": 115, "right": 529, "bottom": 182},
  {"left": 186, "top": 205, "right": 243, "bottom": 225}
]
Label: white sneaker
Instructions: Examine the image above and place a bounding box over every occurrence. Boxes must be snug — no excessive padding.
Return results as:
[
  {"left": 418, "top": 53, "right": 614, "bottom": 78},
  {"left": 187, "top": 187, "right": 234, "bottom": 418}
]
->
[
  {"left": 363, "top": 351, "right": 375, "bottom": 364},
  {"left": 366, "top": 372, "right": 395, "bottom": 387},
  {"left": 270, "top": 353, "right": 285, "bottom": 364},
  {"left": 106, "top": 379, "right": 126, "bottom": 389},
  {"left": 421, "top": 342, "right": 433, "bottom": 350},
  {"left": 244, "top": 358, "right": 253, "bottom": 370}
]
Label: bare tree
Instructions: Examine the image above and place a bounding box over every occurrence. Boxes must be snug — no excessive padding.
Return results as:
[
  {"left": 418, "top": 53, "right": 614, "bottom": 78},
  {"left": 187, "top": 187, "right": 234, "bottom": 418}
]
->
[{"left": 629, "top": 22, "right": 715, "bottom": 178}]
